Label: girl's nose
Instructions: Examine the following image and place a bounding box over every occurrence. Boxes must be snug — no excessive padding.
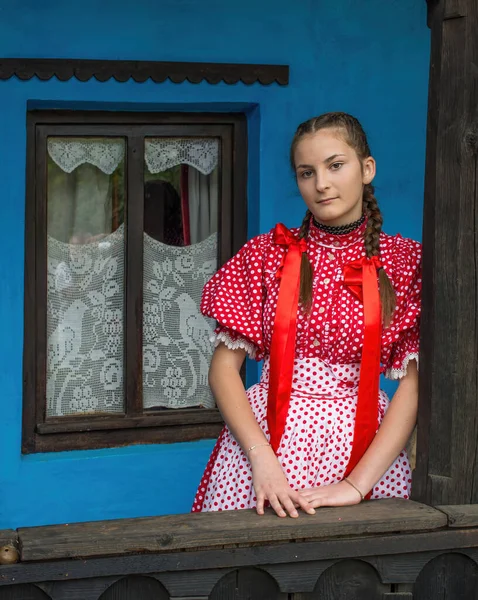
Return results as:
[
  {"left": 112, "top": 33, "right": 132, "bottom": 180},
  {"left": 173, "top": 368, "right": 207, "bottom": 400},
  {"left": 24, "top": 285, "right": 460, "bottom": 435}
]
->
[{"left": 315, "top": 170, "right": 330, "bottom": 192}]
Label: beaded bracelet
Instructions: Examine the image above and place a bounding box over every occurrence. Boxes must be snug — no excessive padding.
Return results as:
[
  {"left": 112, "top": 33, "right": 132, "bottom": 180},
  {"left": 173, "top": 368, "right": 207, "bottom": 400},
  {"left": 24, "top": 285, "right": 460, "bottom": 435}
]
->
[
  {"left": 246, "top": 442, "right": 271, "bottom": 457},
  {"left": 343, "top": 477, "right": 365, "bottom": 501}
]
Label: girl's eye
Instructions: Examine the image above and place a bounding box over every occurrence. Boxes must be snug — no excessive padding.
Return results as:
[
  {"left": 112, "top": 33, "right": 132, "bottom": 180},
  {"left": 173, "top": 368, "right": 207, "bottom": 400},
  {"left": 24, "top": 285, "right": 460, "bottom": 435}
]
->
[
  {"left": 330, "top": 162, "right": 343, "bottom": 171},
  {"left": 300, "top": 170, "right": 313, "bottom": 179}
]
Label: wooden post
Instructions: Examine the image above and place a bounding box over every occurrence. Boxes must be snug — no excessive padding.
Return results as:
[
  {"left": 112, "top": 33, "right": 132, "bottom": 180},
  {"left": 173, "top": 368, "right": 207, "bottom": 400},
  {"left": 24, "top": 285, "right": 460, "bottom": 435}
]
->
[{"left": 413, "top": 0, "right": 478, "bottom": 504}]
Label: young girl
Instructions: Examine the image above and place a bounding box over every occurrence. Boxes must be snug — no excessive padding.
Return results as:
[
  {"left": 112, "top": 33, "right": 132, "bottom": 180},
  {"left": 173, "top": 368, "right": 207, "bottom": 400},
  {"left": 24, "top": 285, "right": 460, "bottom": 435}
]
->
[{"left": 192, "top": 113, "right": 421, "bottom": 518}]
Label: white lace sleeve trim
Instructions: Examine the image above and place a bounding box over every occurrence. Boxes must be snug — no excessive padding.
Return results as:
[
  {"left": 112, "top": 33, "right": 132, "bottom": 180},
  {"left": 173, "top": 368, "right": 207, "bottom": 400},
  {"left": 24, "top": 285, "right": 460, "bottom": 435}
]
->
[
  {"left": 385, "top": 352, "right": 419, "bottom": 380},
  {"left": 211, "top": 331, "right": 258, "bottom": 359}
]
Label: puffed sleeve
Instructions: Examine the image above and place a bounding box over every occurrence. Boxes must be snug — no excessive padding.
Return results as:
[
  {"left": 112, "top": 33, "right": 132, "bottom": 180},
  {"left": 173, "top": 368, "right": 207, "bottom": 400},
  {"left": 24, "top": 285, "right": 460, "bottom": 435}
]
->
[
  {"left": 201, "top": 233, "right": 268, "bottom": 361},
  {"left": 381, "top": 237, "right": 422, "bottom": 379}
]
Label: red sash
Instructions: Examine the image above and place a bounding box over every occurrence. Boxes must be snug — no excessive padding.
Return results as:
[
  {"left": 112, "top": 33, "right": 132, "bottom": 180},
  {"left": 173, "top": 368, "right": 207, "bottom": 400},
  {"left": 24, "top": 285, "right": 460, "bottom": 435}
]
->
[
  {"left": 342, "top": 256, "right": 382, "bottom": 499},
  {"left": 267, "top": 224, "right": 307, "bottom": 453},
  {"left": 267, "top": 225, "right": 382, "bottom": 494}
]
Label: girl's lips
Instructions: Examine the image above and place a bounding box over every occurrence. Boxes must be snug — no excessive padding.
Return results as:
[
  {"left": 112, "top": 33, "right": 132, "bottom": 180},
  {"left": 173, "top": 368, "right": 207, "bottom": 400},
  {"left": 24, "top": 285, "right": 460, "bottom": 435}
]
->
[{"left": 318, "top": 197, "right": 337, "bottom": 204}]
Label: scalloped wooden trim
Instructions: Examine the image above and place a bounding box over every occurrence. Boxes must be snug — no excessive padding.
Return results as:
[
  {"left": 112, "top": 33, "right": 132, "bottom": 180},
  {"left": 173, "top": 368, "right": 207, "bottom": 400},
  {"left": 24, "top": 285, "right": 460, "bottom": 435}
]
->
[{"left": 0, "top": 58, "right": 289, "bottom": 86}]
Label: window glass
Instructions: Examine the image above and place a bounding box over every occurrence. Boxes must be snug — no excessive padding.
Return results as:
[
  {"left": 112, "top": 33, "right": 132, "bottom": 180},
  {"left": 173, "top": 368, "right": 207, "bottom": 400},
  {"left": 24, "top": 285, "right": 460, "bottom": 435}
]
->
[
  {"left": 46, "top": 137, "right": 126, "bottom": 417},
  {"left": 142, "top": 138, "right": 219, "bottom": 410}
]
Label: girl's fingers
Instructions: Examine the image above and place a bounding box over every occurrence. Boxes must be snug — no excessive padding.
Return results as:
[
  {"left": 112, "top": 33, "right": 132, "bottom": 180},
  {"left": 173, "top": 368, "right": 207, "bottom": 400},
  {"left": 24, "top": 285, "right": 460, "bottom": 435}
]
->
[
  {"left": 294, "top": 493, "right": 317, "bottom": 515},
  {"left": 298, "top": 492, "right": 316, "bottom": 503},
  {"left": 310, "top": 498, "right": 323, "bottom": 509},
  {"left": 315, "top": 494, "right": 337, "bottom": 507},
  {"left": 298, "top": 491, "right": 313, "bottom": 499},
  {"left": 297, "top": 490, "right": 311, "bottom": 498},
  {"left": 256, "top": 488, "right": 318, "bottom": 517},
  {"left": 256, "top": 493, "right": 265, "bottom": 515},
  {"left": 278, "top": 495, "right": 299, "bottom": 518},
  {"left": 268, "top": 494, "right": 287, "bottom": 518},
  {"left": 295, "top": 489, "right": 324, "bottom": 508}
]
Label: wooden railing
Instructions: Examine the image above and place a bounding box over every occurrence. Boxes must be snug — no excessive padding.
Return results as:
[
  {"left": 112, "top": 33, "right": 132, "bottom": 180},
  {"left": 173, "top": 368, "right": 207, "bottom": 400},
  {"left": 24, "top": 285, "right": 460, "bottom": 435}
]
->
[{"left": 1, "top": 499, "right": 478, "bottom": 599}]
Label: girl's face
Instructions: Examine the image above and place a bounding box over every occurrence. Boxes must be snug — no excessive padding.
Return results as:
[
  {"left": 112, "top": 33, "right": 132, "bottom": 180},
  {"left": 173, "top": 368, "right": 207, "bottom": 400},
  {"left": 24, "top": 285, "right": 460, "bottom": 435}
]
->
[{"left": 294, "top": 129, "right": 376, "bottom": 227}]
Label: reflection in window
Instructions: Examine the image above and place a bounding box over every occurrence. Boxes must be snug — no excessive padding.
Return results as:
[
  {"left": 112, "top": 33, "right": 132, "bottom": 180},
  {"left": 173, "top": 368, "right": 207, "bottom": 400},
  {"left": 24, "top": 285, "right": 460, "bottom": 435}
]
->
[
  {"left": 142, "top": 138, "right": 219, "bottom": 410},
  {"left": 46, "top": 137, "right": 125, "bottom": 417}
]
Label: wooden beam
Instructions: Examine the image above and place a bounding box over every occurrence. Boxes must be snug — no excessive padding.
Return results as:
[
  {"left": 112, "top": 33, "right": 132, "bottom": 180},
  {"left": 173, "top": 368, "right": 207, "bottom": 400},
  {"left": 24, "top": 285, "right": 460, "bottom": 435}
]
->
[
  {"left": 436, "top": 505, "right": 478, "bottom": 528},
  {"left": 0, "top": 530, "right": 18, "bottom": 548},
  {"left": 17, "top": 499, "right": 446, "bottom": 562},
  {"left": 3, "top": 530, "right": 478, "bottom": 588},
  {"left": 413, "top": 0, "right": 478, "bottom": 505}
]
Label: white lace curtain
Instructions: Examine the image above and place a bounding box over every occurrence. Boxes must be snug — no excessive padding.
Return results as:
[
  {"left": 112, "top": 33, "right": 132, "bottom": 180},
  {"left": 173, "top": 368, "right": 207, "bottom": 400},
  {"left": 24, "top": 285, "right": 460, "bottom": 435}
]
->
[
  {"left": 47, "top": 228, "right": 125, "bottom": 417},
  {"left": 143, "top": 233, "right": 218, "bottom": 409},
  {"left": 48, "top": 138, "right": 125, "bottom": 175},
  {"left": 48, "top": 137, "right": 219, "bottom": 176},
  {"left": 144, "top": 138, "right": 219, "bottom": 175},
  {"left": 47, "top": 228, "right": 218, "bottom": 416}
]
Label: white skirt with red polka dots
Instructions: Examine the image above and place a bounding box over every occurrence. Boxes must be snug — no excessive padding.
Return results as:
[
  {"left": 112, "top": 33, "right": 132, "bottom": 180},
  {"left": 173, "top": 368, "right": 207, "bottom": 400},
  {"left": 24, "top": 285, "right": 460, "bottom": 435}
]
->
[{"left": 192, "top": 357, "right": 412, "bottom": 512}]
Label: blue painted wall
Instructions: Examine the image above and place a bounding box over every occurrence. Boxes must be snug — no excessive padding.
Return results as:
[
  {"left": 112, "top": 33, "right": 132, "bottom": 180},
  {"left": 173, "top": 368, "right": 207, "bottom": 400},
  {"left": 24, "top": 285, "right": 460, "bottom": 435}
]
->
[{"left": 0, "top": 0, "right": 429, "bottom": 528}]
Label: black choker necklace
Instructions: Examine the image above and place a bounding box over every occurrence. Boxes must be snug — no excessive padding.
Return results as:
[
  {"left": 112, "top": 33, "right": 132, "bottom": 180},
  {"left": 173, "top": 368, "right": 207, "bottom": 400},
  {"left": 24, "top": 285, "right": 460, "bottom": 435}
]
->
[{"left": 312, "top": 214, "right": 365, "bottom": 235}]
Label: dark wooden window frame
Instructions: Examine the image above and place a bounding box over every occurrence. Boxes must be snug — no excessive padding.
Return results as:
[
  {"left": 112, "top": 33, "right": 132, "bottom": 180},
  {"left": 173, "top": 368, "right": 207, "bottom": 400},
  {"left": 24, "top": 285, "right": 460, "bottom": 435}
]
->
[{"left": 23, "top": 111, "right": 248, "bottom": 453}]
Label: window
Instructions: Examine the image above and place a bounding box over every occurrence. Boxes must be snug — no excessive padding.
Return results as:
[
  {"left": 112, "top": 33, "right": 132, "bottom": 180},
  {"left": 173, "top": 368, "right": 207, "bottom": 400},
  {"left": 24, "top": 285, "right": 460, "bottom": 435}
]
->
[{"left": 23, "top": 111, "right": 247, "bottom": 453}]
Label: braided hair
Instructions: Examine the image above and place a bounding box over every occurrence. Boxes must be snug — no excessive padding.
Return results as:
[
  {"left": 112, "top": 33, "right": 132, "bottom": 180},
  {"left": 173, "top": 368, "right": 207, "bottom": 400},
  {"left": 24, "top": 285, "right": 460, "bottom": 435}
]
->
[
  {"left": 291, "top": 112, "right": 396, "bottom": 324},
  {"left": 298, "top": 209, "right": 314, "bottom": 311}
]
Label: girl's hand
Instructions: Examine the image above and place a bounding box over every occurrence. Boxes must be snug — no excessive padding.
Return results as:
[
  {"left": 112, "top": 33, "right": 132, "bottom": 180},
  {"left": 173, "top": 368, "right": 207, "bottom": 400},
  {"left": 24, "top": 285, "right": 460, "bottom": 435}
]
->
[
  {"left": 249, "top": 447, "right": 316, "bottom": 518},
  {"left": 297, "top": 481, "right": 364, "bottom": 508}
]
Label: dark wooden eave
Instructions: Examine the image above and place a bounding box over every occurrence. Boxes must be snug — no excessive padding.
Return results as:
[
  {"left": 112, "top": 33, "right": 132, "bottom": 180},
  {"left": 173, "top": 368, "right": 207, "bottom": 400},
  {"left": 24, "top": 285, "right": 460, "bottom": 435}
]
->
[{"left": 0, "top": 58, "right": 289, "bottom": 85}]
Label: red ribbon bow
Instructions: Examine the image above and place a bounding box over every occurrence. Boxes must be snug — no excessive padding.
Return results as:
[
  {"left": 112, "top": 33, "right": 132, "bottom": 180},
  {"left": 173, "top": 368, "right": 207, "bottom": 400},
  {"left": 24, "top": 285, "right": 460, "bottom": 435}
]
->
[
  {"left": 343, "top": 256, "right": 382, "bottom": 498},
  {"left": 268, "top": 224, "right": 307, "bottom": 453}
]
